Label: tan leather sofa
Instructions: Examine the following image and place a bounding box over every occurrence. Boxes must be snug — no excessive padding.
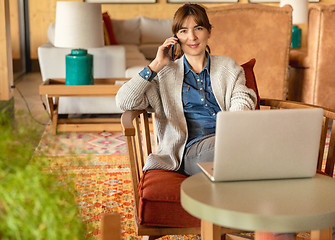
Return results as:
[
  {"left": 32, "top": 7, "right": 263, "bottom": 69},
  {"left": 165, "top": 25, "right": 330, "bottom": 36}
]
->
[
  {"left": 289, "top": 4, "right": 335, "bottom": 110},
  {"left": 207, "top": 4, "right": 292, "bottom": 100}
]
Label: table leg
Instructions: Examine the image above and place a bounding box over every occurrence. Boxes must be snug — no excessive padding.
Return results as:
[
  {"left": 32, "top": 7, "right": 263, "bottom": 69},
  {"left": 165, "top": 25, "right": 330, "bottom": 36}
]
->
[
  {"left": 51, "top": 97, "right": 59, "bottom": 135},
  {"left": 47, "top": 97, "right": 54, "bottom": 119},
  {"left": 201, "top": 219, "right": 221, "bottom": 240},
  {"left": 311, "top": 228, "right": 332, "bottom": 240}
]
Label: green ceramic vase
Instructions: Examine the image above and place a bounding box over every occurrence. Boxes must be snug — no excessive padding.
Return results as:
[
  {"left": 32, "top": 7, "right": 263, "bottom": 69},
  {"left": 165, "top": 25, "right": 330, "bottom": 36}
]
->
[
  {"left": 291, "top": 25, "right": 301, "bottom": 49},
  {"left": 65, "top": 49, "right": 94, "bottom": 85}
]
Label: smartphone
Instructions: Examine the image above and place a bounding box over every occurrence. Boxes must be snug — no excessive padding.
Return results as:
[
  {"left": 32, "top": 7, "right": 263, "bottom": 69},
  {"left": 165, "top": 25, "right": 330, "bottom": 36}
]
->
[{"left": 170, "top": 34, "right": 178, "bottom": 61}]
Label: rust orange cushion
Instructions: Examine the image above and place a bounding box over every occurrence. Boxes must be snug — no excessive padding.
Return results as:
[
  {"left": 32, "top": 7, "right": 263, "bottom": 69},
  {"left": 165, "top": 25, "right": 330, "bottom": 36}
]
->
[
  {"left": 138, "top": 169, "right": 200, "bottom": 227},
  {"left": 242, "top": 58, "right": 260, "bottom": 109}
]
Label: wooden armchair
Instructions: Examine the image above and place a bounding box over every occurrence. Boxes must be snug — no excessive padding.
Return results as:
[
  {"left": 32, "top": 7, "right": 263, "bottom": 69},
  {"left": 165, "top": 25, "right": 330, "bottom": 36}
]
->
[
  {"left": 121, "top": 110, "right": 200, "bottom": 239},
  {"left": 121, "top": 110, "right": 247, "bottom": 239}
]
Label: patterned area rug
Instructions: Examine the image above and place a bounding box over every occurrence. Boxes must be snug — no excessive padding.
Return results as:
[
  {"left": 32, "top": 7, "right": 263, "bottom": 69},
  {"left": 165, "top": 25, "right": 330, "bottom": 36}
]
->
[
  {"left": 38, "top": 125, "right": 322, "bottom": 240},
  {"left": 37, "top": 126, "right": 127, "bottom": 156},
  {"left": 38, "top": 127, "right": 199, "bottom": 240},
  {"left": 48, "top": 154, "right": 134, "bottom": 239}
]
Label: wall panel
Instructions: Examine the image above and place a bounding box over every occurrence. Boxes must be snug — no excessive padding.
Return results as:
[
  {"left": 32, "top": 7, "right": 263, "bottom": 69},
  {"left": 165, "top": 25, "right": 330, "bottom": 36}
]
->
[{"left": 18, "top": 0, "right": 335, "bottom": 60}]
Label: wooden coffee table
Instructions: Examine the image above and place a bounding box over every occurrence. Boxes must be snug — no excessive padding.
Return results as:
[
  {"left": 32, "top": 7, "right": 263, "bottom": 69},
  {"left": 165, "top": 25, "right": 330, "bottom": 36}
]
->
[{"left": 39, "top": 78, "right": 129, "bottom": 134}]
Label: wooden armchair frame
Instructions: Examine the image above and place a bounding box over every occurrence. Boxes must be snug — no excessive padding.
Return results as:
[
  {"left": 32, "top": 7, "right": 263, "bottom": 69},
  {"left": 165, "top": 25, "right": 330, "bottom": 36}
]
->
[
  {"left": 121, "top": 99, "right": 335, "bottom": 239},
  {"left": 121, "top": 110, "right": 201, "bottom": 238},
  {"left": 121, "top": 110, "right": 242, "bottom": 238}
]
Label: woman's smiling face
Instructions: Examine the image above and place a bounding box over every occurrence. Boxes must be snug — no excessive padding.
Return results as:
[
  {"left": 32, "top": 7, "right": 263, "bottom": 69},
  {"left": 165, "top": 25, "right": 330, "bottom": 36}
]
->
[{"left": 176, "top": 15, "right": 211, "bottom": 58}]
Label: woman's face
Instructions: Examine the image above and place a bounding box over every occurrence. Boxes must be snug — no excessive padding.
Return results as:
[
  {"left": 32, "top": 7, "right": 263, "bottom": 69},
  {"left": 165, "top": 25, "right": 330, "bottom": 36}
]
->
[{"left": 176, "top": 15, "right": 211, "bottom": 58}]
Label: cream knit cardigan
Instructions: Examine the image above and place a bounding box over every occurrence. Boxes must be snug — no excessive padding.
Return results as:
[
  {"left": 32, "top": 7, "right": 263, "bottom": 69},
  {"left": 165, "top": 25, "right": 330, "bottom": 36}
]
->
[{"left": 116, "top": 55, "right": 256, "bottom": 171}]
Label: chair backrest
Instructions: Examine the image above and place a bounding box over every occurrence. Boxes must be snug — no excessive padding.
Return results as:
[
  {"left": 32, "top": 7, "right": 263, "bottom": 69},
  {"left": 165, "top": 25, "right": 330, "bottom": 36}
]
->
[
  {"left": 303, "top": 4, "right": 335, "bottom": 110},
  {"left": 121, "top": 110, "right": 152, "bottom": 214},
  {"left": 207, "top": 4, "right": 292, "bottom": 100},
  {"left": 242, "top": 58, "right": 260, "bottom": 109},
  {"left": 260, "top": 98, "right": 335, "bottom": 177}
]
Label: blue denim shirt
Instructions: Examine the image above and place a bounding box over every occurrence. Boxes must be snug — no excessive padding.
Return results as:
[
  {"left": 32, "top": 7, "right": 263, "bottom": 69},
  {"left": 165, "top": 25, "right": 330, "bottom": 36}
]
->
[{"left": 183, "top": 54, "right": 221, "bottom": 147}]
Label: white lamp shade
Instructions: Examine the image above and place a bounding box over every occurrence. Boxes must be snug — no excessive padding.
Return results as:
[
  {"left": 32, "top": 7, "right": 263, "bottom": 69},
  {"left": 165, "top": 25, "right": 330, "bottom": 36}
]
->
[
  {"left": 54, "top": 1, "right": 104, "bottom": 48},
  {"left": 280, "top": 0, "right": 308, "bottom": 24}
]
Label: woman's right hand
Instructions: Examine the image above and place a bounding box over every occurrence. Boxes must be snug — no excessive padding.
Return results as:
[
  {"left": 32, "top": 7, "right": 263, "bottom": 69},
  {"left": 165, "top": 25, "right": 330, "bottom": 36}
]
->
[{"left": 148, "top": 36, "right": 179, "bottom": 73}]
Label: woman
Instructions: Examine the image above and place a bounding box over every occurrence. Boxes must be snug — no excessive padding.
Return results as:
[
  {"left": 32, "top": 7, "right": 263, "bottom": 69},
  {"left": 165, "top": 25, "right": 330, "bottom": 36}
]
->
[{"left": 116, "top": 3, "right": 256, "bottom": 176}]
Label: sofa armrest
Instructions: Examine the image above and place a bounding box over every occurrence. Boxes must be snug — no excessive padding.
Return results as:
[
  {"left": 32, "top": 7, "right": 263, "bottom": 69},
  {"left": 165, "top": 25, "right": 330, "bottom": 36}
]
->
[{"left": 38, "top": 42, "right": 126, "bottom": 81}]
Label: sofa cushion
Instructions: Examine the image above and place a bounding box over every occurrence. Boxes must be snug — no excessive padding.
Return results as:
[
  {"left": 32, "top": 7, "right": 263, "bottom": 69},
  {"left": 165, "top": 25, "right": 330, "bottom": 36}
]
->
[
  {"left": 241, "top": 58, "right": 260, "bottom": 109},
  {"left": 112, "top": 17, "right": 141, "bottom": 45},
  {"left": 138, "top": 169, "right": 201, "bottom": 227},
  {"left": 140, "top": 17, "right": 173, "bottom": 44},
  {"left": 139, "top": 43, "right": 160, "bottom": 60}
]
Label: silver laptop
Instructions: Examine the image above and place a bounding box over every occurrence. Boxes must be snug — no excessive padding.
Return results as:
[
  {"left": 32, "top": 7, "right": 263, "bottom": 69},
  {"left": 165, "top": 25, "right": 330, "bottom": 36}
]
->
[{"left": 198, "top": 108, "right": 324, "bottom": 182}]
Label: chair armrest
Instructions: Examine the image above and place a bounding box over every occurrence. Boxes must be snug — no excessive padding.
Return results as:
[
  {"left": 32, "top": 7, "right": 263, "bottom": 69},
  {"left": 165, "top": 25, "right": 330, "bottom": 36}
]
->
[{"left": 121, "top": 110, "right": 147, "bottom": 136}]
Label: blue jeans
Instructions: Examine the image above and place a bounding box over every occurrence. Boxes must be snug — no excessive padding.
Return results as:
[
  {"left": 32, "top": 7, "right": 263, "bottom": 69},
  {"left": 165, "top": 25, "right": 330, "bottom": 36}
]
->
[{"left": 182, "top": 136, "right": 215, "bottom": 176}]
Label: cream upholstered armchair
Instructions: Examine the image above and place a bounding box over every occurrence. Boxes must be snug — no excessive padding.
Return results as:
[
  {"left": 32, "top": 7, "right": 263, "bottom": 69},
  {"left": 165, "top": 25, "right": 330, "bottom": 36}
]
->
[
  {"left": 207, "top": 4, "right": 292, "bottom": 100},
  {"left": 289, "top": 4, "right": 335, "bottom": 110}
]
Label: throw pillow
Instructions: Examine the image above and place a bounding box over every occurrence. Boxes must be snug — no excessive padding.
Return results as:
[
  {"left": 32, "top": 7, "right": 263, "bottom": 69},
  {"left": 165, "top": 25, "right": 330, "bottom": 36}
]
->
[
  {"left": 102, "top": 12, "right": 117, "bottom": 45},
  {"left": 241, "top": 58, "right": 260, "bottom": 109}
]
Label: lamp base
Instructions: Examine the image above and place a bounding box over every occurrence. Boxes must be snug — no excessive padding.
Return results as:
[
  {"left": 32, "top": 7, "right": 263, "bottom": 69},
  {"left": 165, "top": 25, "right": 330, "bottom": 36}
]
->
[
  {"left": 66, "top": 49, "right": 94, "bottom": 85},
  {"left": 291, "top": 25, "right": 301, "bottom": 49}
]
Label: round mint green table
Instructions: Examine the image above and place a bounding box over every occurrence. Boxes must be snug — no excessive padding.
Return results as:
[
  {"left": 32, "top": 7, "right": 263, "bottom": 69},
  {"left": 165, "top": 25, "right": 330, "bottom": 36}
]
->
[{"left": 181, "top": 173, "right": 335, "bottom": 240}]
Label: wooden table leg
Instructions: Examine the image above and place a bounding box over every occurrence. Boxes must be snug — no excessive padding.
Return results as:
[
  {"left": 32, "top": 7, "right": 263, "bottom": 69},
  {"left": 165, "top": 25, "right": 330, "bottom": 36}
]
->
[
  {"left": 101, "top": 213, "right": 121, "bottom": 240},
  {"left": 201, "top": 219, "right": 221, "bottom": 240},
  {"left": 311, "top": 228, "right": 332, "bottom": 240},
  {"left": 47, "top": 97, "right": 54, "bottom": 119},
  {"left": 51, "top": 97, "right": 59, "bottom": 135}
]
